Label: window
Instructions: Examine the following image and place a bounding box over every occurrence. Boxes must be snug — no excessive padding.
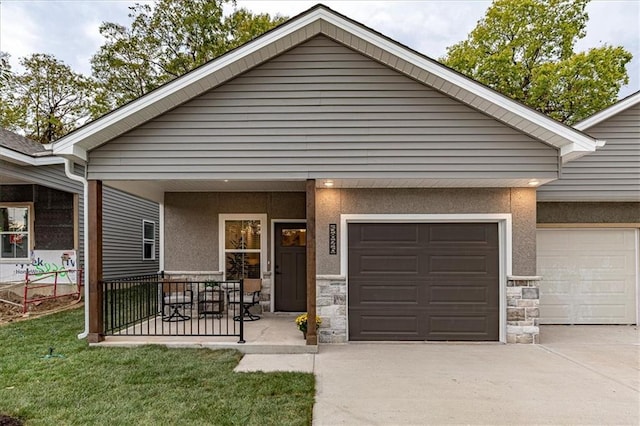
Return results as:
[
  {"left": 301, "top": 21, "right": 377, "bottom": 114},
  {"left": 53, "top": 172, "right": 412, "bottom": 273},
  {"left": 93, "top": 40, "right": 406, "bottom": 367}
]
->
[
  {"left": 0, "top": 205, "right": 30, "bottom": 260},
  {"left": 142, "top": 220, "right": 156, "bottom": 260},
  {"left": 220, "top": 215, "right": 265, "bottom": 280}
]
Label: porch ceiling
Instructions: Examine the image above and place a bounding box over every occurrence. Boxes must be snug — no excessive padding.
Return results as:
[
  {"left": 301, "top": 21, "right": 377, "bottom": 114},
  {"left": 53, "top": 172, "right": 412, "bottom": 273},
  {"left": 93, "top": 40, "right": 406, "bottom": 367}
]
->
[{"left": 105, "top": 177, "right": 553, "bottom": 200}]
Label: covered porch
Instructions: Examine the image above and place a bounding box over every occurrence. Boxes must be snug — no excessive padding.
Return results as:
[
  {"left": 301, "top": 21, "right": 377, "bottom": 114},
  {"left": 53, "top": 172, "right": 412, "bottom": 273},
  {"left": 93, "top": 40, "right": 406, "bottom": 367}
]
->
[{"left": 95, "top": 313, "right": 316, "bottom": 354}]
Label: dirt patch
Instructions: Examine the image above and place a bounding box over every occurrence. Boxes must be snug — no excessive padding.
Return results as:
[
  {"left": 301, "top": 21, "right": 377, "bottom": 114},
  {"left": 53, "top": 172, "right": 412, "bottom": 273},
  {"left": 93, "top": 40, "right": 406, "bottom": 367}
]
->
[
  {"left": 0, "top": 414, "right": 23, "bottom": 426},
  {"left": 0, "top": 290, "right": 81, "bottom": 325}
]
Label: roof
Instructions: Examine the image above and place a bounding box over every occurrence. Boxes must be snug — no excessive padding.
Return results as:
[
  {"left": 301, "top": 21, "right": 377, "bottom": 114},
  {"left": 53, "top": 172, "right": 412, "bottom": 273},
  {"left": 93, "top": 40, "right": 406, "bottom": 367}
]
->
[
  {"left": 53, "top": 3, "right": 602, "bottom": 164},
  {"left": 0, "top": 128, "right": 62, "bottom": 166},
  {"left": 575, "top": 90, "right": 640, "bottom": 131}
]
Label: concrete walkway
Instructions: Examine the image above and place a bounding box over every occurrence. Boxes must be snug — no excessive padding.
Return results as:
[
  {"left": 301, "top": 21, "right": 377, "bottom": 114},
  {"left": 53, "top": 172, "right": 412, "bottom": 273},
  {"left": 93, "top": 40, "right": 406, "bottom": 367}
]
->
[{"left": 236, "top": 325, "right": 639, "bottom": 425}]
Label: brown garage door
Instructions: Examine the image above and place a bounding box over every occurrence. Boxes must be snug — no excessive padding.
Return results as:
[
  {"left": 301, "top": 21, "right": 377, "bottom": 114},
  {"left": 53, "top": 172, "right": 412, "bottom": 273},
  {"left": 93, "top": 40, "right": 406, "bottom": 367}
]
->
[{"left": 348, "top": 223, "right": 499, "bottom": 341}]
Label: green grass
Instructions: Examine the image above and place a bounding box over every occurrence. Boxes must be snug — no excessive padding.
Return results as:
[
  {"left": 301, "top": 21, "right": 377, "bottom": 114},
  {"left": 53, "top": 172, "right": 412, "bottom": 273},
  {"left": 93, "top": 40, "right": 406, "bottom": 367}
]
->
[{"left": 0, "top": 308, "right": 315, "bottom": 425}]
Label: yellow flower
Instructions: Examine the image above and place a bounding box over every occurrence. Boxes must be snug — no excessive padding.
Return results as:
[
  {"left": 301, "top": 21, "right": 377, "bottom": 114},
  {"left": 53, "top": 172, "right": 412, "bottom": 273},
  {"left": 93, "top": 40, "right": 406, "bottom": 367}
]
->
[{"left": 295, "top": 313, "right": 322, "bottom": 332}]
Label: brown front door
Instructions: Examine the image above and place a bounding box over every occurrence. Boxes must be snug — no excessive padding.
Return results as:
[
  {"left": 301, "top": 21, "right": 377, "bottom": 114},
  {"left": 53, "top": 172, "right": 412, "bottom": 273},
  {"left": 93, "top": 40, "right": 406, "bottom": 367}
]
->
[
  {"left": 275, "top": 223, "right": 307, "bottom": 311},
  {"left": 348, "top": 223, "right": 499, "bottom": 341}
]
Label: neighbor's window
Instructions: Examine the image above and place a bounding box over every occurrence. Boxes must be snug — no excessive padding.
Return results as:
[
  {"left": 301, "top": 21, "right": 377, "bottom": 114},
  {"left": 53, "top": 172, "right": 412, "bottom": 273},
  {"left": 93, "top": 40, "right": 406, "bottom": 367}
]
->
[
  {"left": 0, "top": 206, "right": 30, "bottom": 260},
  {"left": 221, "top": 216, "right": 264, "bottom": 280},
  {"left": 142, "top": 220, "right": 156, "bottom": 260}
]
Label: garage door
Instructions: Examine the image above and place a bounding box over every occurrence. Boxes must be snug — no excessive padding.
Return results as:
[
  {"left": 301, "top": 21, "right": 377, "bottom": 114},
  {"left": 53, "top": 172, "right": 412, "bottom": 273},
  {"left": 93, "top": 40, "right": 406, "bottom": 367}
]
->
[
  {"left": 348, "top": 223, "right": 499, "bottom": 341},
  {"left": 537, "top": 229, "right": 638, "bottom": 324}
]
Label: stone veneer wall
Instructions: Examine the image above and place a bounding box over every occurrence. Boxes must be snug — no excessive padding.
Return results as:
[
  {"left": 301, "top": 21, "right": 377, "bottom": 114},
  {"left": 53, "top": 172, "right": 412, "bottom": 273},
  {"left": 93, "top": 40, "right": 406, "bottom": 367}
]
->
[
  {"left": 316, "top": 275, "right": 541, "bottom": 344},
  {"left": 316, "top": 275, "right": 347, "bottom": 343},
  {"left": 506, "top": 276, "right": 541, "bottom": 343}
]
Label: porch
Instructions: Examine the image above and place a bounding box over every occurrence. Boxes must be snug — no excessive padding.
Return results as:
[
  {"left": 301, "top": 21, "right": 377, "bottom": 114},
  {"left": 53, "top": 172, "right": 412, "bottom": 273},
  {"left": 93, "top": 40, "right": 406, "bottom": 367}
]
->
[
  {"left": 99, "top": 274, "right": 315, "bottom": 353},
  {"left": 95, "top": 313, "right": 316, "bottom": 354}
]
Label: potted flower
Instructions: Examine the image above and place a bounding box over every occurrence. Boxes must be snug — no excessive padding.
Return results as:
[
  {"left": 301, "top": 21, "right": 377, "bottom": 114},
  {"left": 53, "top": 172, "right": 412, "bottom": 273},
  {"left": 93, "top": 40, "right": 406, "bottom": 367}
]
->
[{"left": 295, "top": 313, "right": 322, "bottom": 338}]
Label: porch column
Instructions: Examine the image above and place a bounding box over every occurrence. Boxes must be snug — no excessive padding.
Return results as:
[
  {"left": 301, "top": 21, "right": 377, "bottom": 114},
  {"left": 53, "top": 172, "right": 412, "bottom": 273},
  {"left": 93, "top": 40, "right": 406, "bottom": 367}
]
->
[
  {"left": 306, "top": 179, "right": 317, "bottom": 345},
  {"left": 87, "top": 179, "right": 104, "bottom": 343}
]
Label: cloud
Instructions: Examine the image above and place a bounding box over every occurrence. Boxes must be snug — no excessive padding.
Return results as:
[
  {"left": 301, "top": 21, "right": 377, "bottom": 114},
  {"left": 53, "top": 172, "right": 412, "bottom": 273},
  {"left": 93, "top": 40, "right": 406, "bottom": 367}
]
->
[{"left": 0, "top": 2, "right": 41, "bottom": 69}]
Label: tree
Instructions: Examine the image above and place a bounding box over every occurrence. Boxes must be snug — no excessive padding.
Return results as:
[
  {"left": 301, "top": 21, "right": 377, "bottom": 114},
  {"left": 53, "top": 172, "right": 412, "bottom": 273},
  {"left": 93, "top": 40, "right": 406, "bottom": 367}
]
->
[
  {"left": 9, "top": 54, "right": 95, "bottom": 143},
  {"left": 441, "top": 0, "right": 632, "bottom": 124},
  {"left": 0, "top": 52, "right": 20, "bottom": 131},
  {"left": 91, "top": 0, "right": 287, "bottom": 114}
]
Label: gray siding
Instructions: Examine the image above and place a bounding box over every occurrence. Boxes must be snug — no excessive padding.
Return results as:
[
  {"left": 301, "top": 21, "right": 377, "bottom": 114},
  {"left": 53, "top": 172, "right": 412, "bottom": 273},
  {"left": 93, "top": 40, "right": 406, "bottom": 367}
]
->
[
  {"left": 538, "top": 104, "right": 640, "bottom": 201},
  {"left": 89, "top": 36, "right": 558, "bottom": 181},
  {"left": 1, "top": 161, "right": 82, "bottom": 194},
  {"left": 102, "top": 187, "right": 160, "bottom": 279}
]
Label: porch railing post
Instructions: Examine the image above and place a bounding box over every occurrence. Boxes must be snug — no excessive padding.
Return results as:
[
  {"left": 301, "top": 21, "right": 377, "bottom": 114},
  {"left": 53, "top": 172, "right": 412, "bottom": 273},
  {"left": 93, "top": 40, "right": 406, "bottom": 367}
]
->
[{"left": 238, "top": 279, "right": 245, "bottom": 343}]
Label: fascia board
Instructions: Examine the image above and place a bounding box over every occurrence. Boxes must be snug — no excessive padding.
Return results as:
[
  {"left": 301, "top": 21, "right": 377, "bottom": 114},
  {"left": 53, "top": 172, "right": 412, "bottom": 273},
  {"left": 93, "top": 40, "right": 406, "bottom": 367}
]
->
[
  {"left": 575, "top": 91, "right": 640, "bottom": 130},
  {"left": 0, "top": 147, "right": 64, "bottom": 166}
]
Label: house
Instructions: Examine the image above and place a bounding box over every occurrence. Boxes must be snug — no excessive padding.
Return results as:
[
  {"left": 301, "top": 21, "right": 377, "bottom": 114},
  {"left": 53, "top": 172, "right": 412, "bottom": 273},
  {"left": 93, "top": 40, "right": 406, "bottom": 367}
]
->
[
  {"left": 1, "top": 128, "right": 160, "bottom": 297},
  {"left": 536, "top": 92, "right": 640, "bottom": 325},
  {"left": 52, "top": 4, "right": 604, "bottom": 344}
]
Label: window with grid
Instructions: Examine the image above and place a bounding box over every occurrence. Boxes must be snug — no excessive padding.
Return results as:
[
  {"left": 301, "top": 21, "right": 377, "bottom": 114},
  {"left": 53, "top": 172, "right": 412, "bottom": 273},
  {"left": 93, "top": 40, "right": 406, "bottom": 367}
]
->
[
  {"left": 220, "top": 216, "right": 264, "bottom": 280},
  {"left": 142, "top": 220, "right": 156, "bottom": 260},
  {"left": 0, "top": 206, "right": 30, "bottom": 260}
]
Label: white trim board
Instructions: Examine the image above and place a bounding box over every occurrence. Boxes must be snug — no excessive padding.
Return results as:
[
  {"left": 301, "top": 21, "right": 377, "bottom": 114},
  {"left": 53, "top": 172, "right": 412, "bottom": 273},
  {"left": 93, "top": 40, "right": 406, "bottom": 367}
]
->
[{"left": 339, "top": 213, "right": 513, "bottom": 343}]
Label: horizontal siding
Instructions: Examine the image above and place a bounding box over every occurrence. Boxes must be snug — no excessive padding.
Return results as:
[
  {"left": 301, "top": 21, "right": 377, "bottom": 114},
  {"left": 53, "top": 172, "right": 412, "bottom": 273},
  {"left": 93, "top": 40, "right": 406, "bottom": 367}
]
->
[
  {"left": 1, "top": 161, "right": 82, "bottom": 194},
  {"left": 102, "top": 187, "right": 160, "bottom": 279},
  {"left": 89, "top": 36, "right": 558, "bottom": 181},
  {"left": 538, "top": 104, "right": 640, "bottom": 201}
]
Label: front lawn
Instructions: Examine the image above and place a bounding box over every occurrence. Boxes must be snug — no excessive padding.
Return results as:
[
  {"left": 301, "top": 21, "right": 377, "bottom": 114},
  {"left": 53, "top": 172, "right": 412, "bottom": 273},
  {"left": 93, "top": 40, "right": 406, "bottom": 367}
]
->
[{"left": 0, "top": 308, "right": 315, "bottom": 425}]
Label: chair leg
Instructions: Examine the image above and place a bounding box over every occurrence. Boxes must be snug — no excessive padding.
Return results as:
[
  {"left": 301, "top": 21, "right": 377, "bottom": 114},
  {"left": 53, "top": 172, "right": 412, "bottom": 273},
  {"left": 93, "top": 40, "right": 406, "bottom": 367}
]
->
[
  {"left": 162, "top": 304, "right": 191, "bottom": 322},
  {"left": 233, "top": 304, "right": 260, "bottom": 321}
]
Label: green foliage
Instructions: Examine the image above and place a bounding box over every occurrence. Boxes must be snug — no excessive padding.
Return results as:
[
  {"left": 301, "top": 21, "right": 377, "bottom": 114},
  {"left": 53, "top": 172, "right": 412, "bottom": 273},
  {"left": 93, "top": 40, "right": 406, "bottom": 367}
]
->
[
  {"left": 441, "top": 0, "right": 632, "bottom": 124},
  {"left": 90, "top": 0, "right": 287, "bottom": 114},
  {"left": 0, "top": 308, "right": 315, "bottom": 425},
  {"left": 5, "top": 54, "right": 96, "bottom": 143},
  {"left": 0, "top": 52, "right": 21, "bottom": 132}
]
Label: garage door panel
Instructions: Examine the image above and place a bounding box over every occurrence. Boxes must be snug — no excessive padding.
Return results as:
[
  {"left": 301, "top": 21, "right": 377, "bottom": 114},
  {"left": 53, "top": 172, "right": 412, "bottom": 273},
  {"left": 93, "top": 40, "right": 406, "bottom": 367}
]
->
[
  {"left": 428, "top": 313, "right": 498, "bottom": 340},
  {"left": 577, "top": 304, "right": 630, "bottom": 323},
  {"left": 356, "top": 254, "right": 419, "bottom": 275},
  {"left": 581, "top": 280, "right": 629, "bottom": 295},
  {"left": 351, "top": 223, "right": 420, "bottom": 245},
  {"left": 354, "top": 283, "right": 421, "bottom": 305},
  {"left": 428, "top": 224, "right": 497, "bottom": 245},
  {"left": 537, "top": 228, "right": 638, "bottom": 325},
  {"left": 429, "top": 285, "right": 490, "bottom": 304},
  {"left": 429, "top": 255, "right": 495, "bottom": 274},
  {"left": 350, "top": 311, "right": 422, "bottom": 340},
  {"left": 349, "top": 223, "right": 499, "bottom": 341}
]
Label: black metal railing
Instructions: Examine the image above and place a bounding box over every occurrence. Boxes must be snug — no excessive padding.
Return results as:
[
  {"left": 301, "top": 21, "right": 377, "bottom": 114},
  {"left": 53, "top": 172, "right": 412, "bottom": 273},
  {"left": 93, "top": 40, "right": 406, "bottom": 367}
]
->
[{"left": 102, "top": 275, "right": 246, "bottom": 343}]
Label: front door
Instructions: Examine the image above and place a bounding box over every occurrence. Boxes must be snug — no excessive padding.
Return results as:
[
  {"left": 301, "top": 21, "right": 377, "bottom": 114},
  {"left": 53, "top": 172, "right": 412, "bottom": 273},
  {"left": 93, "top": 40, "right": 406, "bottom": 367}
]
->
[{"left": 274, "top": 222, "right": 307, "bottom": 311}]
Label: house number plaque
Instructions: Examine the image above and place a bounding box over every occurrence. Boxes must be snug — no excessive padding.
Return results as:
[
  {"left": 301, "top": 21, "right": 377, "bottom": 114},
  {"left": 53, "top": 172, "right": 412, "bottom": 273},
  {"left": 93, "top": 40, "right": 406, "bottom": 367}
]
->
[{"left": 329, "top": 224, "right": 337, "bottom": 255}]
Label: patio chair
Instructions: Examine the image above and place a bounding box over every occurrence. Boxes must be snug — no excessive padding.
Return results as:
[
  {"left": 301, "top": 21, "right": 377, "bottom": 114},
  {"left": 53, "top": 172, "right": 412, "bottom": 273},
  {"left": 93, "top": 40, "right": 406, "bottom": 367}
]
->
[
  {"left": 161, "top": 281, "right": 194, "bottom": 322},
  {"left": 228, "top": 278, "right": 261, "bottom": 321}
]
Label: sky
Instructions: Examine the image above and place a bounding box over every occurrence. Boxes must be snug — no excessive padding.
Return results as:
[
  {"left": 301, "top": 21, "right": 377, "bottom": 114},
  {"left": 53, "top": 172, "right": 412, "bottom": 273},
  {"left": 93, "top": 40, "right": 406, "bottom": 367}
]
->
[{"left": 0, "top": 0, "right": 639, "bottom": 99}]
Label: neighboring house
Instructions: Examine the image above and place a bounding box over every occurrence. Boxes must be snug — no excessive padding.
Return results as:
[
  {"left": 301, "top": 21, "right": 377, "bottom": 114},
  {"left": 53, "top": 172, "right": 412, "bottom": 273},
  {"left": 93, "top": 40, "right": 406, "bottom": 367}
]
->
[
  {"left": 53, "top": 5, "right": 604, "bottom": 344},
  {"left": 537, "top": 92, "right": 640, "bottom": 325},
  {"left": 0, "top": 128, "right": 160, "bottom": 290}
]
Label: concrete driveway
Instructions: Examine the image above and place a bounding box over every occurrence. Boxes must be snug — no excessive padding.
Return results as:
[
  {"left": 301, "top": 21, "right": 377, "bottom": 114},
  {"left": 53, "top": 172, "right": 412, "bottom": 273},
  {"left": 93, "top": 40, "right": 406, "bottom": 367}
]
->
[{"left": 311, "top": 326, "right": 639, "bottom": 425}]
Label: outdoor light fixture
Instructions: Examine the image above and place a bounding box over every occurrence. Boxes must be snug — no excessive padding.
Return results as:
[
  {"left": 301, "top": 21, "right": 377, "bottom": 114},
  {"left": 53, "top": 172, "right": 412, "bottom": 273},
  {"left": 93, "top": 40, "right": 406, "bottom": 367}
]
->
[
  {"left": 323, "top": 180, "right": 334, "bottom": 187},
  {"left": 528, "top": 180, "right": 540, "bottom": 186}
]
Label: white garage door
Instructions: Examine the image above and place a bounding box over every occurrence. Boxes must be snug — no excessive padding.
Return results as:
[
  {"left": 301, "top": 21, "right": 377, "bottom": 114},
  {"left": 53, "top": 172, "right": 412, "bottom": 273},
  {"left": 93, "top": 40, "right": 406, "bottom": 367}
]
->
[{"left": 537, "top": 228, "right": 638, "bottom": 324}]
